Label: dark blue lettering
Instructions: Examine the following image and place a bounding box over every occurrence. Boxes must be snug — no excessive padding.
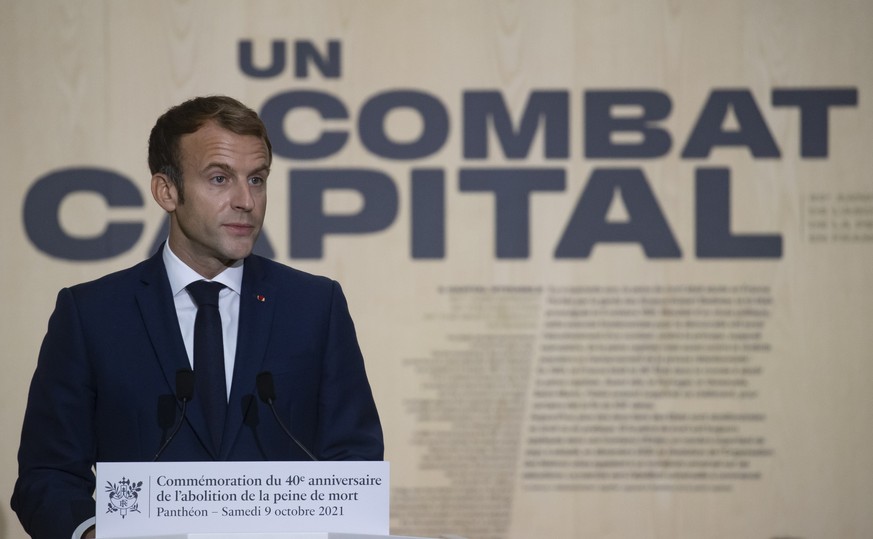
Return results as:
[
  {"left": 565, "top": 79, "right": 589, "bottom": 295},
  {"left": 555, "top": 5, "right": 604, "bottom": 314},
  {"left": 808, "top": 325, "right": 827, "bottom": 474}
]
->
[
  {"left": 358, "top": 91, "right": 449, "bottom": 159},
  {"left": 238, "top": 40, "right": 286, "bottom": 78},
  {"left": 290, "top": 169, "right": 398, "bottom": 258},
  {"left": 411, "top": 169, "right": 445, "bottom": 259},
  {"left": 460, "top": 168, "right": 565, "bottom": 258},
  {"left": 695, "top": 168, "right": 782, "bottom": 258},
  {"left": 464, "top": 91, "right": 569, "bottom": 159},
  {"left": 295, "top": 40, "right": 341, "bottom": 78},
  {"left": 682, "top": 90, "right": 780, "bottom": 158},
  {"left": 555, "top": 168, "right": 681, "bottom": 258},
  {"left": 23, "top": 168, "right": 143, "bottom": 260},
  {"left": 261, "top": 91, "right": 349, "bottom": 159},
  {"left": 772, "top": 87, "right": 858, "bottom": 157},
  {"left": 585, "top": 90, "right": 672, "bottom": 158},
  {"left": 239, "top": 40, "right": 341, "bottom": 79}
]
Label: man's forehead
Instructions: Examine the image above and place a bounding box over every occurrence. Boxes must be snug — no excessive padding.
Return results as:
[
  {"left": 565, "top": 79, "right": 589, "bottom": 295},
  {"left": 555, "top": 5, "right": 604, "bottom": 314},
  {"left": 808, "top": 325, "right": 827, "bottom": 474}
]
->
[{"left": 180, "top": 123, "right": 270, "bottom": 165}]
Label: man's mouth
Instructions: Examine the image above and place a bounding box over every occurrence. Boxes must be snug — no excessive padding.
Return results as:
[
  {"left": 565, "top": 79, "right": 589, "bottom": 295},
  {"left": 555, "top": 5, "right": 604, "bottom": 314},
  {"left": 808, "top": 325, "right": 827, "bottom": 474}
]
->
[{"left": 224, "top": 223, "right": 255, "bottom": 234}]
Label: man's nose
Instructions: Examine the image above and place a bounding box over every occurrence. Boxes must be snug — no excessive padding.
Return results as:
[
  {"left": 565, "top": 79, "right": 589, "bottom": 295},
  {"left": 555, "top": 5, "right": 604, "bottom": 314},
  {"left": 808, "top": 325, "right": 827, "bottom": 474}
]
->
[{"left": 231, "top": 183, "right": 255, "bottom": 211}]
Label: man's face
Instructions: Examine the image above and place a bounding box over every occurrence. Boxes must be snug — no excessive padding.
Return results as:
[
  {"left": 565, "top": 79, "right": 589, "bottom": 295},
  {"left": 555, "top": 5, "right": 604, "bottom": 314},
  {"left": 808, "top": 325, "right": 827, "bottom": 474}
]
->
[{"left": 159, "top": 121, "right": 270, "bottom": 278}]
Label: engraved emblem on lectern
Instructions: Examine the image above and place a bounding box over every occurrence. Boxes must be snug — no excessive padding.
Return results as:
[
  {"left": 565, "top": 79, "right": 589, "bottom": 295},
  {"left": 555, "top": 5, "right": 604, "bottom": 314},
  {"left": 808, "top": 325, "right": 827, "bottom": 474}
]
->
[{"left": 105, "top": 477, "right": 142, "bottom": 518}]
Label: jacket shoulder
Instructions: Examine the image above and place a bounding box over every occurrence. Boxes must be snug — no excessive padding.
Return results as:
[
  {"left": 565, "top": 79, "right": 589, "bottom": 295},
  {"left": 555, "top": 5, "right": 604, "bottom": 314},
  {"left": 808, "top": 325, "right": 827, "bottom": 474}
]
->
[
  {"left": 247, "top": 255, "right": 336, "bottom": 290},
  {"left": 66, "top": 256, "right": 159, "bottom": 295}
]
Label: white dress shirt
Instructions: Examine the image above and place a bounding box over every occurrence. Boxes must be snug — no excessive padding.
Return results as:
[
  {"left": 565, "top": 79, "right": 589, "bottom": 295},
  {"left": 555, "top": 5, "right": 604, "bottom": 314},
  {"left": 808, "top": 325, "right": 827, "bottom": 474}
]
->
[{"left": 162, "top": 243, "right": 243, "bottom": 400}]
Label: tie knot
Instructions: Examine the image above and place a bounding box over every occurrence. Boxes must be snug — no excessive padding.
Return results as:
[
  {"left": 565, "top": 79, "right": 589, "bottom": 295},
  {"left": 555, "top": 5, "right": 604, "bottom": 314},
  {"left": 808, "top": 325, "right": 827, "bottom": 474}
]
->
[{"left": 187, "top": 280, "right": 225, "bottom": 307}]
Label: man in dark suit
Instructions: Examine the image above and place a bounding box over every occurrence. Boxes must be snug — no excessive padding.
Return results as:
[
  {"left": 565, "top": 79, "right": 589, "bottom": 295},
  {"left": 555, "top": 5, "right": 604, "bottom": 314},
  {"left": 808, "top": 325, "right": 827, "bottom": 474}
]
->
[{"left": 11, "top": 96, "right": 383, "bottom": 539}]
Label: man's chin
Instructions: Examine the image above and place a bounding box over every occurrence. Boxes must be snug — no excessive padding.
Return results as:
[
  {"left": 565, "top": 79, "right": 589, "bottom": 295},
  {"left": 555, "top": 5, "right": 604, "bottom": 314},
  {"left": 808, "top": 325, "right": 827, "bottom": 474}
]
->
[{"left": 220, "top": 242, "right": 256, "bottom": 265}]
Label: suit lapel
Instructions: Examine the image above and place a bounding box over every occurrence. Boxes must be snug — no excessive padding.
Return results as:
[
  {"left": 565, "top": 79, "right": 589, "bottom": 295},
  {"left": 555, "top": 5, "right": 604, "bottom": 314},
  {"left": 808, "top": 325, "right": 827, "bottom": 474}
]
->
[
  {"left": 136, "top": 247, "right": 217, "bottom": 459},
  {"left": 220, "top": 255, "right": 277, "bottom": 458}
]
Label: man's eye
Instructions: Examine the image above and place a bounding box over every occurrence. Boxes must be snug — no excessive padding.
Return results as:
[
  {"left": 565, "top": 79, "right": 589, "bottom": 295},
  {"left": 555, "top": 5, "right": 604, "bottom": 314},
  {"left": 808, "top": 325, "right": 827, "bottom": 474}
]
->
[
  {"left": 250, "top": 177, "right": 265, "bottom": 186},
  {"left": 212, "top": 176, "right": 227, "bottom": 184}
]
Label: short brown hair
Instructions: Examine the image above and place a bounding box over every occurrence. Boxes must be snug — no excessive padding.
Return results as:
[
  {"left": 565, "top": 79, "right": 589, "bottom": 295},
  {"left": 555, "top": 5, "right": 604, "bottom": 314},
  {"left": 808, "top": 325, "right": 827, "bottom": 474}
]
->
[{"left": 148, "top": 95, "right": 272, "bottom": 201}]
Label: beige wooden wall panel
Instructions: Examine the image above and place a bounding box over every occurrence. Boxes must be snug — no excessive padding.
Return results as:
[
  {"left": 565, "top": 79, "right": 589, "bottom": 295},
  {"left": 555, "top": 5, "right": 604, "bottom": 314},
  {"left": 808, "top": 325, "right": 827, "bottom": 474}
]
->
[{"left": 2, "top": 1, "right": 871, "bottom": 538}]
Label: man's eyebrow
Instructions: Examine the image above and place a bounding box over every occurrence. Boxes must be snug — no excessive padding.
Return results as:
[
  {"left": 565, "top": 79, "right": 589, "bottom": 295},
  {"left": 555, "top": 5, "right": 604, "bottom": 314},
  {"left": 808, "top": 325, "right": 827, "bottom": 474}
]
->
[
  {"left": 201, "top": 162, "right": 235, "bottom": 175},
  {"left": 200, "top": 162, "right": 270, "bottom": 176}
]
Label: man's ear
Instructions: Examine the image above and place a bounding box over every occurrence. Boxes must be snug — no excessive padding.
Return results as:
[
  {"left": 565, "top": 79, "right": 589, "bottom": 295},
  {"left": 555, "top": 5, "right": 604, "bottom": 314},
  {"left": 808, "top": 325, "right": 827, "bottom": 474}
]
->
[{"left": 151, "top": 173, "right": 179, "bottom": 212}]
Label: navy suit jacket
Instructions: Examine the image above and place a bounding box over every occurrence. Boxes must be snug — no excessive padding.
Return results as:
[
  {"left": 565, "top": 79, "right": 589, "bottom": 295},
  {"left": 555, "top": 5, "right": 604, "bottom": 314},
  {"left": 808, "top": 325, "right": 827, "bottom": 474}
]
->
[{"left": 11, "top": 248, "right": 383, "bottom": 539}]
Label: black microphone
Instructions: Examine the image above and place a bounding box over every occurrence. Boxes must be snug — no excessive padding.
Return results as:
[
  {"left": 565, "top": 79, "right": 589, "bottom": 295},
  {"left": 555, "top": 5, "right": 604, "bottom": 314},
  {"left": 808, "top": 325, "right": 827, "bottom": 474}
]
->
[
  {"left": 256, "top": 372, "right": 318, "bottom": 461},
  {"left": 153, "top": 369, "right": 195, "bottom": 461}
]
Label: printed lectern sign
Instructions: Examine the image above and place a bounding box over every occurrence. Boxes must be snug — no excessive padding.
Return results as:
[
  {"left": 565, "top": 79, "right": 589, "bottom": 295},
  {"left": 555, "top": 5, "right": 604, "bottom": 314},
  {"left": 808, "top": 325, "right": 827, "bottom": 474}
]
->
[{"left": 96, "top": 461, "right": 389, "bottom": 538}]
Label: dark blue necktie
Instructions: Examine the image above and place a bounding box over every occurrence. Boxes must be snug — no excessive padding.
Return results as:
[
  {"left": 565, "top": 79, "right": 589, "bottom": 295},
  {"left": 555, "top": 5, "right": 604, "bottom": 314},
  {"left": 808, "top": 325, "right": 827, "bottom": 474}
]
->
[{"left": 187, "top": 280, "right": 227, "bottom": 453}]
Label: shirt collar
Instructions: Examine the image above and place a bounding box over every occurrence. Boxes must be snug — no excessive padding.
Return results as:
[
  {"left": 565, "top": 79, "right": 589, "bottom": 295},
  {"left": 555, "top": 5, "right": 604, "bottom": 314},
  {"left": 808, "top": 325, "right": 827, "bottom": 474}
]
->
[{"left": 162, "top": 242, "right": 244, "bottom": 297}]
